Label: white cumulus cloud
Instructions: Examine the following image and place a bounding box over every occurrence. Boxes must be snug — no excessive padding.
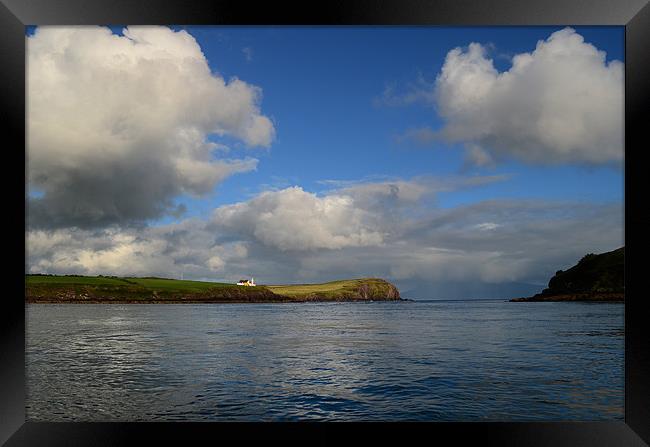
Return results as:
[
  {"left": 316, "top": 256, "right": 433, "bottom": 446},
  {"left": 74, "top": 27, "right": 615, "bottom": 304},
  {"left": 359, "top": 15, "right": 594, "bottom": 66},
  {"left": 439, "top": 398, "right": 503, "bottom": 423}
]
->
[
  {"left": 212, "top": 186, "right": 386, "bottom": 251},
  {"left": 404, "top": 28, "right": 623, "bottom": 165},
  {"left": 27, "top": 26, "right": 275, "bottom": 229}
]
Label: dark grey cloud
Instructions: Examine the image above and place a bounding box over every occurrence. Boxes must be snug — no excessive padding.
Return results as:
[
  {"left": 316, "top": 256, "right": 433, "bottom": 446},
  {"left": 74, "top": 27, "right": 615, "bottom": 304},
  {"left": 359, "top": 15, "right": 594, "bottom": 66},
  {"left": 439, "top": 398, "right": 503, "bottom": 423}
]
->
[{"left": 27, "top": 179, "right": 623, "bottom": 299}]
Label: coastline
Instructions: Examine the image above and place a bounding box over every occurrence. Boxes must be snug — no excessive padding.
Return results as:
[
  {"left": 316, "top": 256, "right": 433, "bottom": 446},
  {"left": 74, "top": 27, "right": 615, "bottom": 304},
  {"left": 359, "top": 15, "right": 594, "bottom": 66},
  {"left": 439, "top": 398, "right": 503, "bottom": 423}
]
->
[
  {"left": 25, "top": 297, "right": 406, "bottom": 304},
  {"left": 25, "top": 276, "right": 403, "bottom": 304},
  {"left": 510, "top": 292, "right": 623, "bottom": 302}
]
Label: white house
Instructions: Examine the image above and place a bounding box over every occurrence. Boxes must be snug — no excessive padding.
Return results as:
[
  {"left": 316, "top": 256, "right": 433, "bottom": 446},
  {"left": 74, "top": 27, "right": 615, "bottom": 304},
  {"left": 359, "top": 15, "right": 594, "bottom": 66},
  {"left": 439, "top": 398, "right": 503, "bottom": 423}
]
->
[{"left": 236, "top": 277, "right": 256, "bottom": 286}]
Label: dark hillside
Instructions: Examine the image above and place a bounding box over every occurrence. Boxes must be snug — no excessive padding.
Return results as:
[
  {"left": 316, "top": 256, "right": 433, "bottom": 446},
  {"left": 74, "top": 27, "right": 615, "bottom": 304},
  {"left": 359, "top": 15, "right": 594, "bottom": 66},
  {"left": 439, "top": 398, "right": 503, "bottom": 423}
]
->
[{"left": 511, "top": 247, "right": 624, "bottom": 302}]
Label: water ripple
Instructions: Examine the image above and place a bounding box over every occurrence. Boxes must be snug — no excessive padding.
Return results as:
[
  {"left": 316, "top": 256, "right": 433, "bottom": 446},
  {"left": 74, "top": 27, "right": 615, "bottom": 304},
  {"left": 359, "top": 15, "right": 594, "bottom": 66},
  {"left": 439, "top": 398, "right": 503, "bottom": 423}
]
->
[{"left": 26, "top": 301, "right": 624, "bottom": 421}]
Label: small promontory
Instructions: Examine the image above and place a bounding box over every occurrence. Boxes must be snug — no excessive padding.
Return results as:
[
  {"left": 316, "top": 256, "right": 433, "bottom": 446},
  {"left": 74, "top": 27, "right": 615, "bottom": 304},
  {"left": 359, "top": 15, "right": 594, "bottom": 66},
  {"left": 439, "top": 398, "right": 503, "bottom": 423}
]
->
[
  {"left": 25, "top": 275, "right": 402, "bottom": 304},
  {"left": 267, "top": 278, "right": 401, "bottom": 302},
  {"left": 510, "top": 247, "right": 624, "bottom": 302}
]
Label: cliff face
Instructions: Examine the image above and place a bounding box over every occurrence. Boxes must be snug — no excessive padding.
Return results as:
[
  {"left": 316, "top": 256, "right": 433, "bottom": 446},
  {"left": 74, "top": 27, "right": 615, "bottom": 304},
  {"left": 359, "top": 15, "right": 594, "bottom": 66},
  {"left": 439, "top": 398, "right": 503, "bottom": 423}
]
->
[{"left": 511, "top": 247, "right": 624, "bottom": 302}]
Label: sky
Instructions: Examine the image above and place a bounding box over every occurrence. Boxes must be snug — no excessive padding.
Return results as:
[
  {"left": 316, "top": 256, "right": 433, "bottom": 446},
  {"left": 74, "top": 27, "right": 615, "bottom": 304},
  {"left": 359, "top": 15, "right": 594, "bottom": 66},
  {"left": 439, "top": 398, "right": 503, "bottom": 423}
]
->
[{"left": 25, "top": 25, "right": 624, "bottom": 299}]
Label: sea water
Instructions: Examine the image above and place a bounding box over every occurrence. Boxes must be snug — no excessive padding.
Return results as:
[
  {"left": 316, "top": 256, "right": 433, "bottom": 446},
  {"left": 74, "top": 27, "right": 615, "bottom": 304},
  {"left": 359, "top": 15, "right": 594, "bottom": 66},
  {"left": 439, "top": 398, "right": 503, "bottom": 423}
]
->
[{"left": 25, "top": 300, "right": 624, "bottom": 421}]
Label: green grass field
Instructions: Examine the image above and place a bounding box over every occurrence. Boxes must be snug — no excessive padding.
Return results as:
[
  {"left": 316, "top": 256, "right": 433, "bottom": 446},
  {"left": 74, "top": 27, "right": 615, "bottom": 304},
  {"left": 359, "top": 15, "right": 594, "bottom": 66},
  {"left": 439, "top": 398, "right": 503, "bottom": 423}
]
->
[
  {"left": 26, "top": 275, "right": 130, "bottom": 286},
  {"left": 124, "top": 277, "right": 232, "bottom": 292},
  {"left": 26, "top": 275, "right": 234, "bottom": 292}
]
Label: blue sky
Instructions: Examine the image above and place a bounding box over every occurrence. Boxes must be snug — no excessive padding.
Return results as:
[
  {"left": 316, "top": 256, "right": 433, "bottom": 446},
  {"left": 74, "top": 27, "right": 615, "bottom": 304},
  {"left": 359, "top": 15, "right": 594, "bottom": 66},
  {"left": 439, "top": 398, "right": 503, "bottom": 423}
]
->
[
  {"left": 26, "top": 26, "right": 624, "bottom": 297},
  {"left": 25, "top": 25, "right": 624, "bottom": 215},
  {"left": 134, "top": 26, "right": 624, "bottom": 222},
  {"left": 107, "top": 26, "right": 624, "bottom": 222}
]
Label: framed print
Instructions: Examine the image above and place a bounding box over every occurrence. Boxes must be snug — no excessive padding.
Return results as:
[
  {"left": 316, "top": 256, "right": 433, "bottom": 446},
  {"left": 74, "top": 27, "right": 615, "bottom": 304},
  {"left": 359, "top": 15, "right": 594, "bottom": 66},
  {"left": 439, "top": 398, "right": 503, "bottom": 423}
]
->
[{"left": 2, "top": 0, "right": 649, "bottom": 445}]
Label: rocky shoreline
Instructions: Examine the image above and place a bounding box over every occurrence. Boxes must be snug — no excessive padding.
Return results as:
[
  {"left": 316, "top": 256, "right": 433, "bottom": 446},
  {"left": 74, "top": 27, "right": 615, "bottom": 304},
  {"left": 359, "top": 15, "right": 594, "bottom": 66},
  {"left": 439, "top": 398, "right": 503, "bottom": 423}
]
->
[{"left": 510, "top": 292, "right": 623, "bottom": 302}]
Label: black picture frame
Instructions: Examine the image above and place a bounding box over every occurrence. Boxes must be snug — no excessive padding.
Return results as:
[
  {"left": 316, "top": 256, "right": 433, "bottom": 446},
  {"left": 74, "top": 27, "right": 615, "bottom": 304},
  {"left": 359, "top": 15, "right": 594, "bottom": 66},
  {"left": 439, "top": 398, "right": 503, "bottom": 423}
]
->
[{"left": 2, "top": 0, "right": 649, "bottom": 445}]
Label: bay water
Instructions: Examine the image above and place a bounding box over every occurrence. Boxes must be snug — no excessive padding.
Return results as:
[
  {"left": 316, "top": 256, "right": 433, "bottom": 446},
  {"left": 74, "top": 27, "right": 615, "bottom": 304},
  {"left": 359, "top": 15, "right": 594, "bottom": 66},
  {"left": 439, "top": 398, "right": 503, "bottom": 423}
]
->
[{"left": 26, "top": 300, "right": 624, "bottom": 421}]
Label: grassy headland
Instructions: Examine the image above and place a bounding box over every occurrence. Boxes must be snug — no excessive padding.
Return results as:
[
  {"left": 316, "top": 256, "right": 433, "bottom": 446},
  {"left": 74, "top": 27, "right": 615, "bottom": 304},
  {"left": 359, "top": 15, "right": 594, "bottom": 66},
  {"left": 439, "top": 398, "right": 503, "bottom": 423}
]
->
[
  {"left": 267, "top": 278, "right": 400, "bottom": 301},
  {"left": 25, "top": 275, "right": 401, "bottom": 303}
]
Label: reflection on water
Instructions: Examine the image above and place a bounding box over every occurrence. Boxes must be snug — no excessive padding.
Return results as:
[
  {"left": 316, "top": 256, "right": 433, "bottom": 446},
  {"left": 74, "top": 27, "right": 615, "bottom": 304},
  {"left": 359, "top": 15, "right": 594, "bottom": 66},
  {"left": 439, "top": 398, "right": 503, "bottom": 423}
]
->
[{"left": 26, "top": 300, "right": 624, "bottom": 421}]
